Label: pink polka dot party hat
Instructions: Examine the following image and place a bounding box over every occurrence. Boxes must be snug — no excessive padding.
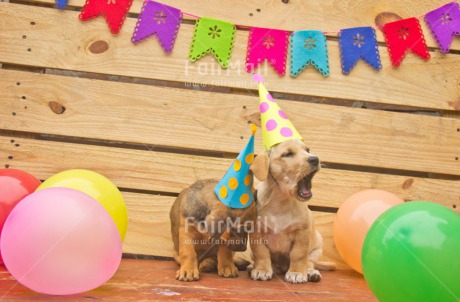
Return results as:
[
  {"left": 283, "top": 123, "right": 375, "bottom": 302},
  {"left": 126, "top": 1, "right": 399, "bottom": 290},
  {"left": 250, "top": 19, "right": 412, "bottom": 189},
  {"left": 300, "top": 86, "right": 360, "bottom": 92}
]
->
[
  {"left": 214, "top": 124, "right": 256, "bottom": 209},
  {"left": 253, "top": 73, "right": 303, "bottom": 150}
]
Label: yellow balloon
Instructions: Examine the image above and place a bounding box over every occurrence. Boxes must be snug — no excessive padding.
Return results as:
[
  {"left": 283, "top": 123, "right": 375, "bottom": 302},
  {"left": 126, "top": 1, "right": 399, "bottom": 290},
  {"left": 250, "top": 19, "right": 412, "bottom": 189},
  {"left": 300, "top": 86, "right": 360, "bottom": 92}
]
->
[{"left": 37, "top": 169, "right": 127, "bottom": 242}]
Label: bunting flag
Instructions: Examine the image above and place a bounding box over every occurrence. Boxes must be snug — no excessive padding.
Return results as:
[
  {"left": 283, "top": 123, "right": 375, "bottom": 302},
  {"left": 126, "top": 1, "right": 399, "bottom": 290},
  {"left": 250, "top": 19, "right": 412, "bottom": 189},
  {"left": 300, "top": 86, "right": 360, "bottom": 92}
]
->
[
  {"left": 338, "top": 27, "right": 382, "bottom": 75},
  {"left": 131, "top": 1, "right": 182, "bottom": 53},
  {"left": 425, "top": 2, "right": 460, "bottom": 53},
  {"left": 290, "top": 30, "right": 329, "bottom": 77},
  {"left": 189, "top": 18, "right": 236, "bottom": 68},
  {"left": 246, "top": 27, "right": 290, "bottom": 76},
  {"left": 56, "top": 0, "right": 69, "bottom": 10},
  {"left": 79, "top": 0, "right": 133, "bottom": 34},
  {"left": 382, "top": 18, "right": 430, "bottom": 67},
  {"left": 72, "top": 1, "right": 456, "bottom": 75}
]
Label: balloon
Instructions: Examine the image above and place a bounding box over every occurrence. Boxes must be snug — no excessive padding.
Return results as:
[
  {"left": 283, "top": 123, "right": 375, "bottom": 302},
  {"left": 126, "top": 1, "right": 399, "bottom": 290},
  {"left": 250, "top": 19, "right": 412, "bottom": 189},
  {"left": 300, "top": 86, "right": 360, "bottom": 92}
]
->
[
  {"left": 0, "top": 169, "right": 41, "bottom": 263},
  {"left": 362, "top": 201, "right": 460, "bottom": 302},
  {"left": 333, "top": 189, "right": 403, "bottom": 273},
  {"left": 1, "top": 187, "right": 122, "bottom": 295},
  {"left": 37, "top": 169, "right": 127, "bottom": 241}
]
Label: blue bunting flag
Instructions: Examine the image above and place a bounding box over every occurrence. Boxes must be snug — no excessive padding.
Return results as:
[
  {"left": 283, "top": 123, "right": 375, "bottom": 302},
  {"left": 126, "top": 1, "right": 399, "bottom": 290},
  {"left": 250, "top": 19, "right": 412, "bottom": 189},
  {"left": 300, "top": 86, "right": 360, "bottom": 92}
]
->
[
  {"left": 56, "top": 0, "right": 69, "bottom": 9},
  {"left": 338, "top": 26, "right": 382, "bottom": 75}
]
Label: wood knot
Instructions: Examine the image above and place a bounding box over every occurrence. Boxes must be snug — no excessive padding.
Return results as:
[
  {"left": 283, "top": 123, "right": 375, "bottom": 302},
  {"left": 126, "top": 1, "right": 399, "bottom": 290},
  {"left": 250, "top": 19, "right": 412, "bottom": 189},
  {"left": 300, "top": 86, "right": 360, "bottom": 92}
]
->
[
  {"left": 243, "top": 112, "right": 261, "bottom": 127},
  {"left": 402, "top": 178, "right": 414, "bottom": 190},
  {"left": 447, "top": 100, "right": 460, "bottom": 111},
  {"left": 89, "top": 40, "right": 109, "bottom": 54},
  {"left": 375, "top": 12, "right": 403, "bottom": 27},
  {"left": 49, "top": 101, "right": 66, "bottom": 114}
]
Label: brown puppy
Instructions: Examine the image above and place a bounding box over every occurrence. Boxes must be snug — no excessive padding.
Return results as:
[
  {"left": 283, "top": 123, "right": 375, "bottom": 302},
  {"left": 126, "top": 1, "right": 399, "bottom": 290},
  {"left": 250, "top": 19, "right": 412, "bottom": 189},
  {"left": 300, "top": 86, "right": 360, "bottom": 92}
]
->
[
  {"left": 248, "top": 139, "right": 335, "bottom": 283},
  {"left": 170, "top": 179, "right": 257, "bottom": 281}
]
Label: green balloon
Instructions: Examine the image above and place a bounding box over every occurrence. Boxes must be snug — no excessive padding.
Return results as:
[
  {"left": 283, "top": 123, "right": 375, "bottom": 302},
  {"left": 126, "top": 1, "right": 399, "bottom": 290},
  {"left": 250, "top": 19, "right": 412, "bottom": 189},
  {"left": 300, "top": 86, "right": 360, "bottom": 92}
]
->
[{"left": 362, "top": 201, "right": 460, "bottom": 302}]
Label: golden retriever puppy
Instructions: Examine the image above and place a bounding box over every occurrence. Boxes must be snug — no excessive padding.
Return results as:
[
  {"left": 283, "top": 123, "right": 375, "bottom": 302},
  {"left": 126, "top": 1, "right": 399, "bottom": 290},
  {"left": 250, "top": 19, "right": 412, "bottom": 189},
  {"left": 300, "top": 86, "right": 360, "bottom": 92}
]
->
[
  {"left": 170, "top": 179, "right": 257, "bottom": 282},
  {"left": 248, "top": 139, "right": 335, "bottom": 283}
]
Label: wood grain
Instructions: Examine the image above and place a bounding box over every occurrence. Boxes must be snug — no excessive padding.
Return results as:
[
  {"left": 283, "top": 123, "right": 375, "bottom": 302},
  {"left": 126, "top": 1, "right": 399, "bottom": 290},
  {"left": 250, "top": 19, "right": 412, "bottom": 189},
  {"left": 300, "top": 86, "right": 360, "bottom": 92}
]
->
[
  {"left": 2, "top": 136, "right": 459, "bottom": 212},
  {"left": 1, "top": 69, "right": 459, "bottom": 175},
  {"left": 0, "top": 3, "right": 459, "bottom": 111},
  {"left": 122, "top": 192, "right": 175, "bottom": 258},
  {"left": 25, "top": 0, "right": 460, "bottom": 51},
  {"left": 0, "top": 259, "right": 377, "bottom": 301}
]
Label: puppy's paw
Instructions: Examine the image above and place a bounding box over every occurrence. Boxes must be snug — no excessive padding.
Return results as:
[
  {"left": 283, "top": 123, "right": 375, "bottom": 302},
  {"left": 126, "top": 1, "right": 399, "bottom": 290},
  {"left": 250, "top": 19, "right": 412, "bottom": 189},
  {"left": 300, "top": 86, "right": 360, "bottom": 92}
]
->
[
  {"left": 246, "top": 264, "right": 254, "bottom": 275},
  {"left": 285, "top": 271, "right": 309, "bottom": 284},
  {"left": 199, "top": 257, "right": 217, "bottom": 273},
  {"left": 218, "top": 264, "right": 239, "bottom": 278},
  {"left": 176, "top": 267, "right": 200, "bottom": 282},
  {"left": 250, "top": 268, "right": 273, "bottom": 281},
  {"left": 307, "top": 268, "right": 322, "bottom": 282}
]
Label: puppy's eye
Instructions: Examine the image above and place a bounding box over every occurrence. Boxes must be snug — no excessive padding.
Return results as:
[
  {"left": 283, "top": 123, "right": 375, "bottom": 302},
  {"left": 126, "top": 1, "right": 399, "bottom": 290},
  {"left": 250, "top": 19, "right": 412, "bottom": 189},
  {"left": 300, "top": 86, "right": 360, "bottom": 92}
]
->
[
  {"left": 281, "top": 152, "right": 293, "bottom": 158},
  {"left": 306, "top": 148, "right": 310, "bottom": 153}
]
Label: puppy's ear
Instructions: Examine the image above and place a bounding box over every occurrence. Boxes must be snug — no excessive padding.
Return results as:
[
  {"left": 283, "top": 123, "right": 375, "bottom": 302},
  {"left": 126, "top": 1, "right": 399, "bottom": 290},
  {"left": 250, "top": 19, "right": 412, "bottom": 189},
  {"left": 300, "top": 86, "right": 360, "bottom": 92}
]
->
[{"left": 250, "top": 152, "right": 269, "bottom": 181}]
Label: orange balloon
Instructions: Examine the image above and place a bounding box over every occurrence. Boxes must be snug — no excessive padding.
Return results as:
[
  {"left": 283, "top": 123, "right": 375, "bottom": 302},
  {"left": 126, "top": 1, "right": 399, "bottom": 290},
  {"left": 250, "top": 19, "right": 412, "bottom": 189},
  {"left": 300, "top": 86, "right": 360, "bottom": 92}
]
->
[{"left": 333, "top": 189, "right": 404, "bottom": 274}]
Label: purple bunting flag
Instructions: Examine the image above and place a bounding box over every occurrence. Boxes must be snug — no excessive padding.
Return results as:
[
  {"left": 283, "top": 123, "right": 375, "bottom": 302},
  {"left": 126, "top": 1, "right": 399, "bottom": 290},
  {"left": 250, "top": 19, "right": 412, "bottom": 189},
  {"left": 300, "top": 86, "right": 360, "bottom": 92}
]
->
[
  {"left": 131, "top": 0, "right": 182, "bottom": 53},
  {"left": 425, "top": 2, "right": 460, "bottom": 53}
]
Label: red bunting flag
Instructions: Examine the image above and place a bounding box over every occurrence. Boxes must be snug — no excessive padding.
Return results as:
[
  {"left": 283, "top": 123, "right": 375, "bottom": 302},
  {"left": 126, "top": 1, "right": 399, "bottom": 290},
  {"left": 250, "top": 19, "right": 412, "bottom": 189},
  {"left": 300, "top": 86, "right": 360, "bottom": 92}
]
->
[
  {"left": 79, "top": 0, "right": 133, "bottom": 34},
  {"left": 382, "top": 18, "right": 430, "bottom": 67},
  {"left": 246, "top": 27, "right": 290, "bottom": 76}
]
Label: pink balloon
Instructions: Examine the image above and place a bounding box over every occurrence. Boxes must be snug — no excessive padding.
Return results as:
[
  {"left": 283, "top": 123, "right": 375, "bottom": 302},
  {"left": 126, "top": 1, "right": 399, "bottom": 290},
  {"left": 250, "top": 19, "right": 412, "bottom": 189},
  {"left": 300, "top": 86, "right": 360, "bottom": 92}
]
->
[{"left": 1, "top": 188, "right": 122, "bottom": 295}]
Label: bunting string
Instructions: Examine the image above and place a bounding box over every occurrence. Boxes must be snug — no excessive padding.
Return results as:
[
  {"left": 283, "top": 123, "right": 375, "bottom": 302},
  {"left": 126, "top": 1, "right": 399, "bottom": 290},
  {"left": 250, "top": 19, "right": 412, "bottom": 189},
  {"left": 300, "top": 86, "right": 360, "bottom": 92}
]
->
[{"left": 70, "top": 0, "right": 460, "bottom": 76}]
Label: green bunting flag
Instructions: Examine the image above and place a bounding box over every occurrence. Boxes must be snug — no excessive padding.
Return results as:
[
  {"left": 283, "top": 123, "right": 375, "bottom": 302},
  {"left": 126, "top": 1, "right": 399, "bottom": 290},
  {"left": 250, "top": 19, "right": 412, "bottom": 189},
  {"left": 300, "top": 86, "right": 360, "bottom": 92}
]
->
[{"left": 189, "top": 17, "right": 236, "bottom": 68}]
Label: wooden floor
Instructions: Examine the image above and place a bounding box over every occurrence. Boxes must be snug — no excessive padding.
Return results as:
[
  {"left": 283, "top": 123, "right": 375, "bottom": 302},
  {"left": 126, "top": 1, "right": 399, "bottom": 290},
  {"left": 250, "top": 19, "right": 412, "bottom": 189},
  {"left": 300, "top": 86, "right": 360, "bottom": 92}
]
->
[{"left": 0, "top": 259, "right": 377, "bottom": 301}]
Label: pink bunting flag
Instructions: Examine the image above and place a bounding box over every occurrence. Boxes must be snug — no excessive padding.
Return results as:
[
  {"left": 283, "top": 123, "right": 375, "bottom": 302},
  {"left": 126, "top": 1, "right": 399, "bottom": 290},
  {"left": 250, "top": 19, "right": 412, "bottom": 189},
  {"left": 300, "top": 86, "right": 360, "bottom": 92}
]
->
[{"left": 246, "top": 27, "right": 290, "bottom": 76}]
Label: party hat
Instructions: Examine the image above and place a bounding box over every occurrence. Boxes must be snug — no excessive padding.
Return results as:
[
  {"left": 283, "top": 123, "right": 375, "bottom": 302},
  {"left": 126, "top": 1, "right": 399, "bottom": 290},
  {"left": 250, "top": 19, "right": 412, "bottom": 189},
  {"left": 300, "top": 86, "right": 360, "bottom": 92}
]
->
[
  {"left": 253, "top": 74, "right": 303, "bottom": 150},
  {"left": 214, "top": 124, "right": 256, "bottom": 209}
]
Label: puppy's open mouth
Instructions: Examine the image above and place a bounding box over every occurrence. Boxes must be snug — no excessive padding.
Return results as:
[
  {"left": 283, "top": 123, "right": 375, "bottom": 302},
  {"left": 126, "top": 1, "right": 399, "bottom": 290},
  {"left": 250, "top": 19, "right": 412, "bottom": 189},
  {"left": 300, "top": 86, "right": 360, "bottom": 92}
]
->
[{"left": 296, "top": 172, "right": 316, "bottom": 201}]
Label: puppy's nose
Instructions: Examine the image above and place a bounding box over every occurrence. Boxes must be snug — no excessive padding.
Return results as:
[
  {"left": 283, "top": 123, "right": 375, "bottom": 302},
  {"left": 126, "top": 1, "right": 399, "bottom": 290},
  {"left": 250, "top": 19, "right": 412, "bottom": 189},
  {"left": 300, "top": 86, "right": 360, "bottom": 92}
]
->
[{"left": 307, "top": 156, "right": 319, "bottom": 167}]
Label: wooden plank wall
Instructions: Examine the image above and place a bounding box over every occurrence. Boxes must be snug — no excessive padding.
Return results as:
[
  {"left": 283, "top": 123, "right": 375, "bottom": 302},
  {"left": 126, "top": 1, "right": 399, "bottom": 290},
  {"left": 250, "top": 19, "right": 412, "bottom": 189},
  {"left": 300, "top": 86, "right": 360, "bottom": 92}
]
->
[{"left": 1, "top": 0, "right": 459, "bottom": 269}]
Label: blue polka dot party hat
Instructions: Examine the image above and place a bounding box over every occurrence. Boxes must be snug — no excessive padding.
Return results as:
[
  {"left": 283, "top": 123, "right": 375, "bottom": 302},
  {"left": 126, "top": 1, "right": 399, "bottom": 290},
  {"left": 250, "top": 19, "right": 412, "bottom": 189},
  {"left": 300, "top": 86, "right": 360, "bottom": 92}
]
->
[
  {"left": 214, "top": 124, "right": 256, "bottom": 209},
  {"left": 252, "top": 74, "right": 303, "bottom": 150}
]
